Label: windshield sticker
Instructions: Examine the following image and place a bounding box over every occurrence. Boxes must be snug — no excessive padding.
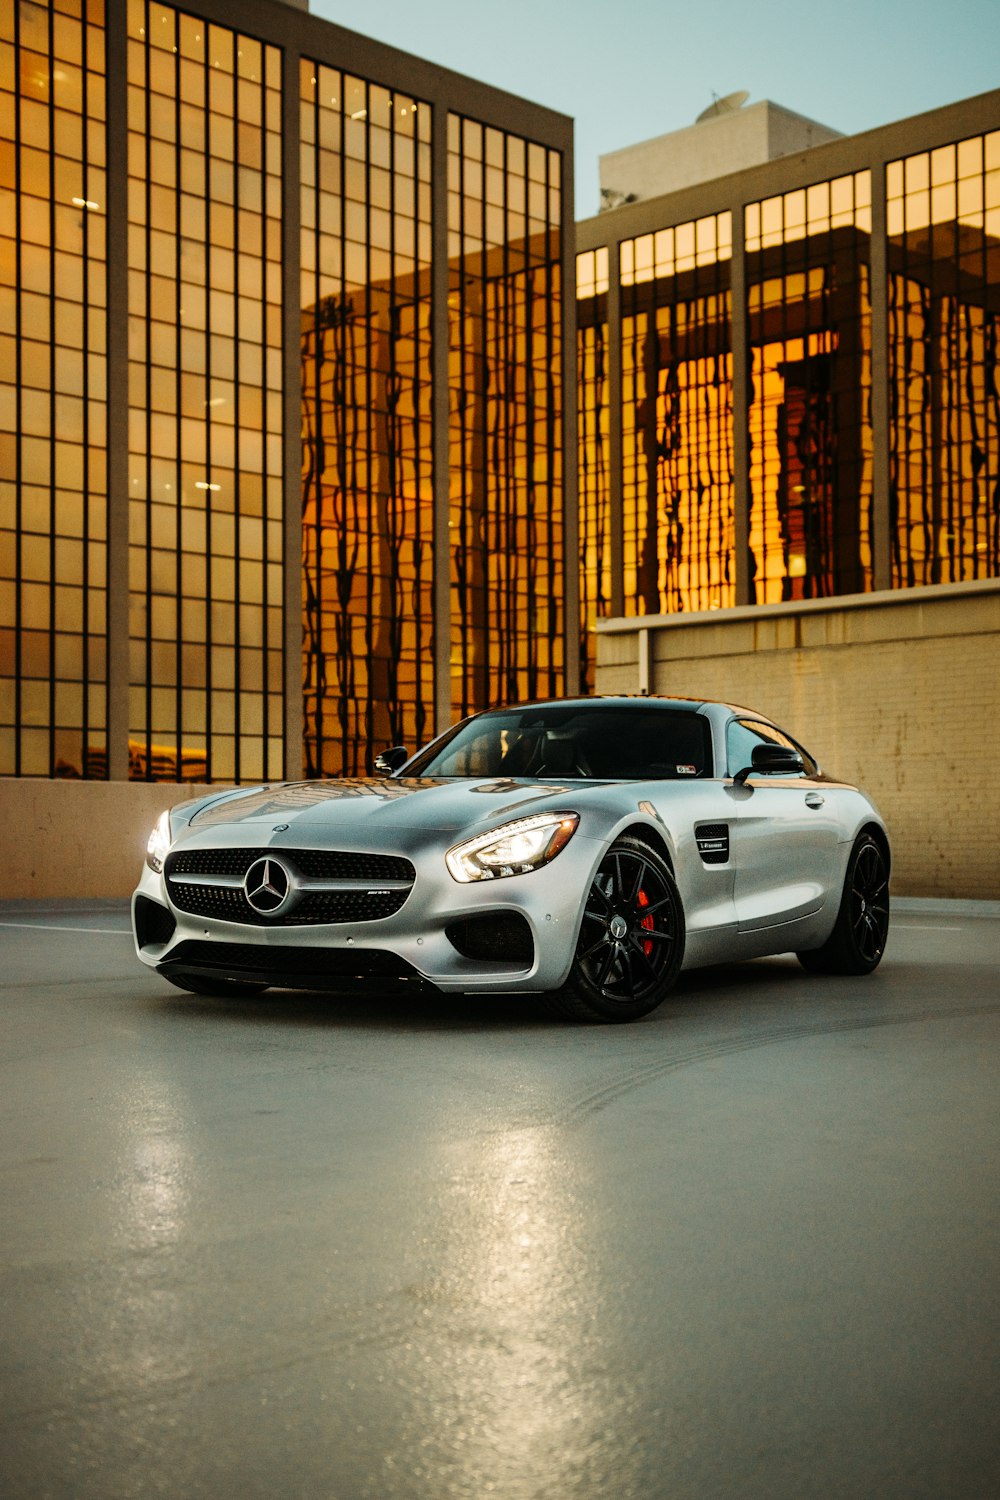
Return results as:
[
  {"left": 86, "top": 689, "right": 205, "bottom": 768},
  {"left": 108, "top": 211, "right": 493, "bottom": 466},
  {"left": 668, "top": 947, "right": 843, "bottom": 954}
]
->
[{"left": 676, "top": 765, "right": 697, "bottom": 776}]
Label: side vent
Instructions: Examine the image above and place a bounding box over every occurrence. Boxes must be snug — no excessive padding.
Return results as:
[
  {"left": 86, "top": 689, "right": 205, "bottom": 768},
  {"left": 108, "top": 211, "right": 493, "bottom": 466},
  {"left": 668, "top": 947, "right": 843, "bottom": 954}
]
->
[{"left": 696, "top": 824, "right": 730, "bottom": 865}]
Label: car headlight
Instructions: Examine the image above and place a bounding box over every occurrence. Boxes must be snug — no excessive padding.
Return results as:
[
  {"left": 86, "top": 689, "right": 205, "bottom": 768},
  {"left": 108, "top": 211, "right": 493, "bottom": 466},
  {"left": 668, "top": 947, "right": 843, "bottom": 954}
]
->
[
  {"left": 446, "top": 812, "right": 579, "bottom": 883},
  {"left": 145, "top": 809, "right": 172, "bottom": 873}
]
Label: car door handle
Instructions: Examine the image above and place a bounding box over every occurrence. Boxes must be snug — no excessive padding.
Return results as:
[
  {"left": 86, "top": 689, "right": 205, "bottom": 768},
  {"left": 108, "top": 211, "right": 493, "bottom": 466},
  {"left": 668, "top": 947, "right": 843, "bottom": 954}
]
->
[{"left": 805, "top": 792, "right": 825, "bottom": 809}]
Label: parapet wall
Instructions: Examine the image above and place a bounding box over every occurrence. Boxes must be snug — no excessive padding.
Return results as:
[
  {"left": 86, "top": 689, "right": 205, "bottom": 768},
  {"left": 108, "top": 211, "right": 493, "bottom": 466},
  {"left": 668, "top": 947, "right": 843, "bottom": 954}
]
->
[
  {"left": 595, "top": 579, "right": 1000, "bottom": 899},
  {"left": 0, "top": 780, "right": 227, "bottom": 901},
  {"left": 2, "top": 580, "right": 997, "bottom": 901}
]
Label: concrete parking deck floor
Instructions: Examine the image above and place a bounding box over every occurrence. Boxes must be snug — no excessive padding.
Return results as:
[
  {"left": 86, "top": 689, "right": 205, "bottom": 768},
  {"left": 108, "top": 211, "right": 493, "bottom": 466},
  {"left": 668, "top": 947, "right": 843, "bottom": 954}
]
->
[{"left": 1, "top": 902, "right": 998, "bottom": 1499}]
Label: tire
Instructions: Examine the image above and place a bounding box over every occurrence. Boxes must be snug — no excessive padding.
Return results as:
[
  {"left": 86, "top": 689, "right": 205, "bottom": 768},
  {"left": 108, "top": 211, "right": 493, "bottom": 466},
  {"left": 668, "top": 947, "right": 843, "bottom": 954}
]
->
[
  {"left": 797, "top": 832, "right": 890, "bottom": 976},
  {"left": 544, "top": 835, "right": 685, "bottom": 1022},
  {"left": 163, "top": 973, "right": 270, "bottom": 997}
]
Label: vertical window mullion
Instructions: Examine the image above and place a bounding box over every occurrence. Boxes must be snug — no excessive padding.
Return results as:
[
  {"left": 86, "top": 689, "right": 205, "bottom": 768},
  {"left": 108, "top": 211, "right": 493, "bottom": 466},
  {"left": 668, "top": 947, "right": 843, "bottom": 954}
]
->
[
  {"left": 13, "top": 2, "right": 23, "bottom": 774},
  {"left": 174, "top": 35, "right": 183, "bottom": 779},
  {"left": 202, "top": 41, "right": 214, "bottom": 778},
  {"left": 231, "top": 60, "right": 242, "bottom": 784},
  {"left": 142, "top": 1, "right": 153, "bottom": 777},
  {"left": 81, "top": 10, "right": 93, "bottom": 772},
  {"left": 46, "top": 0, "right": 56, "bottom": 776}
]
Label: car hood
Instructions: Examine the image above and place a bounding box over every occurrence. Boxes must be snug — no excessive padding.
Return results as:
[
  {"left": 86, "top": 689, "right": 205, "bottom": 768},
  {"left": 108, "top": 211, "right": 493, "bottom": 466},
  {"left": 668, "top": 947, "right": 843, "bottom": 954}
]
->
[{"left": 185, "top": 777, "right": 601, "bottom": 837}]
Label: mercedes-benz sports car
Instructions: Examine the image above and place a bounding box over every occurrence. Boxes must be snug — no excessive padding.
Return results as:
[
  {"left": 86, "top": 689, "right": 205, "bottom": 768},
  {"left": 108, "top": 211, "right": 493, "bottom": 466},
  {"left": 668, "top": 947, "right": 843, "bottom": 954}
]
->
[{"left": 132, "top": 697, "right": 891, "bottom": 1022}]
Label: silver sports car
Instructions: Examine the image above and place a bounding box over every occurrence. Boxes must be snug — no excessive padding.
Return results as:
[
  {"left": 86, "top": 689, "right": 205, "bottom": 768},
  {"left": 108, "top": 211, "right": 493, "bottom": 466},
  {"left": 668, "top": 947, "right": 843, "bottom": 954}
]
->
[{"left": 132, "top": 696, "right": 891, "bottom": 1022}]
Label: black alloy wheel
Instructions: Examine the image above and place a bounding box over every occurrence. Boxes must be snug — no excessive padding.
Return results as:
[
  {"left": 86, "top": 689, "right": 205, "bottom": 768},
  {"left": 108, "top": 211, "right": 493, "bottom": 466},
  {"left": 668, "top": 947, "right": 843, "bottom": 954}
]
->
[
  {"left": 798, "top": 832, "right": 890, "bottom": 975},
  {"left": 545, "top": 835, "right": 685, "bottom": 1022}
]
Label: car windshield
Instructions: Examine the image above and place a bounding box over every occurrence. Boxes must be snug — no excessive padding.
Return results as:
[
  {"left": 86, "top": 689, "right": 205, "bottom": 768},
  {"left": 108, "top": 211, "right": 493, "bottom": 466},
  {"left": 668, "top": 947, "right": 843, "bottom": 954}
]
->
[{"left": 406, "top": 705, "right": 713, "bottom": 780}]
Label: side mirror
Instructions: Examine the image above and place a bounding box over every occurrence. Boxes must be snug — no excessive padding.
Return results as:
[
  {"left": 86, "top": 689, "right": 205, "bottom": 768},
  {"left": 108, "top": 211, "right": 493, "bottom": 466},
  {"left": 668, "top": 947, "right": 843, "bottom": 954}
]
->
[
  {"left": 372, "top": 745, "right": 409, "bottom": 777},
  {"left": 733, "top": 743, "right": 804, "bottom": 785}
]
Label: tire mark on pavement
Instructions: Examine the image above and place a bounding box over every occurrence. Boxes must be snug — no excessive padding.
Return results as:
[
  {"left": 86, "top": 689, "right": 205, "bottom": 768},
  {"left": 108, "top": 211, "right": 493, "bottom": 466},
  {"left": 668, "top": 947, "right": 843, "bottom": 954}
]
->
[{"left": 551, "top": 1001, "right": 1000, "bottom": 1127}]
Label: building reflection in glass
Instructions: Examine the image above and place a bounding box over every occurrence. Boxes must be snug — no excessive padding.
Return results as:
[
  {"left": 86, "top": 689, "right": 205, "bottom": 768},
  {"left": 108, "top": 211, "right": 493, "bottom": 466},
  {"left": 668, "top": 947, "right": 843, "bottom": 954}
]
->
[
  {"left": 576, "top": 248, "right": 610, "bottom": 691},
  {"left": 446, "top": 115, "right": 565, "bottom": 719},
  {"left": 618, "top": 214, "right": 735, "bottom": 617},
  {"left": 746, "top": 173, "right": 873, "bottom": 603},
  {"left": 126, "top": 1, "right": 284, "bottom": 785},
  {"left": 887, "top": 130, "right": 1000, "bottom": 586},
  {"left": 300, "top": 64, "right": 434, "bottom": 778},
  {"left": 0, "top": 0, "right": 108, "bottom": 778},
  {"left": 2, "top": 1, "right": 571, "bottom": 787}
]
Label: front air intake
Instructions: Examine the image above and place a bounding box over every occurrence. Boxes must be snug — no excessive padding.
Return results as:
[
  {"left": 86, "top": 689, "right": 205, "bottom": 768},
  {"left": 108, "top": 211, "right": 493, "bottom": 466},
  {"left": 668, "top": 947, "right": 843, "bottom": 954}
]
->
[
  {"left": 445, "top": 913, "right": 534, "bottom": 966},
  {"left": 134, "top": 894, "right": 177, "bottom": 948}
]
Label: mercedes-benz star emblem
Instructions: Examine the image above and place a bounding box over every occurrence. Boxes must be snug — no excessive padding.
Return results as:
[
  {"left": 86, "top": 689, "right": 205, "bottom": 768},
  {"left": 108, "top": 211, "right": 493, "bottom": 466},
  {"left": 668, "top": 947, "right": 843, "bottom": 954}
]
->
[{"left": 243, "top": 856, "right": 291, "bottom": 914}]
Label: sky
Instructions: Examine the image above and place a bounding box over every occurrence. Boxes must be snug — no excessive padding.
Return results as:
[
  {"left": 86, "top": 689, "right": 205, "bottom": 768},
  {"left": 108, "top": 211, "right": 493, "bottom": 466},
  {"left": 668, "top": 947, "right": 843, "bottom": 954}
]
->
[{"left": 310, "top": 0, "right": 998, "bottom": 217}]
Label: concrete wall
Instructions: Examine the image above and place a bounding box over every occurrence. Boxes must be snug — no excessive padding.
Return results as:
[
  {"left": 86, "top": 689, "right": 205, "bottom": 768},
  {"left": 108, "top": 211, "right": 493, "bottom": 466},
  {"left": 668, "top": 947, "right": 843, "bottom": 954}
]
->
[
  {"left": 598, "top": 101, "right": 841, "bottom": 204},
  {"left": 595, "top": 580, "right": 1000, "bottom": 899},
  {"left": 0, "top": 780, "right": 230, "bottom": 901}
]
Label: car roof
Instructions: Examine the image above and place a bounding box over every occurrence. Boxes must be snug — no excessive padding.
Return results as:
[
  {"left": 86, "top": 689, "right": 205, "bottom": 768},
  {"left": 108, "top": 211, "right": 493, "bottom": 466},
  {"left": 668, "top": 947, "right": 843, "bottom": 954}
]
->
[{"left": 473, "top": 695, "right": 760, "bottom": 717}]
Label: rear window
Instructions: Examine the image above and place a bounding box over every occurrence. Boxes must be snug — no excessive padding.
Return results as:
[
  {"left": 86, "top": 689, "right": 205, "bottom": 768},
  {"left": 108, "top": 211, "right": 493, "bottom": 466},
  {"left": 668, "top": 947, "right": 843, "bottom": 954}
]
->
[{"left": 408, "top": 706, "right": 713, "bottom": 780}]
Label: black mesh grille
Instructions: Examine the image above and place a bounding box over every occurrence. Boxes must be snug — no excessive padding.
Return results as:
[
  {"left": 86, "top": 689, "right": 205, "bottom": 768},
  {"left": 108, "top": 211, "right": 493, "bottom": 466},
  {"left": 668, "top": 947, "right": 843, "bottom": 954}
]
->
[
  {"left": 164, "top": 846, "right": 415, "bottom": 926},
  {"left": 134, "top": 894, "right": 177, "bottom": 948},
  {"left": 168, "top": 849, "right": 261, "bottom": 879},
  {"left": 445, "top": 913, "right": 534, "bottom": 966},
  {"left": 170, "top": 886, "right": 248, "bottom": 921},
  {"left": 166, "top": 884, "right": 410, "bottom": 925},
  {"left": 696, "top": 823, "right": 730, "bottom": 864},
  {"left": 292, "top": 891, "right": 410, "bottom": 924},
  {"left": 167, "top": 848, "right": 414, "bottom": 882},
  {"left": 160, "top": 940, "right": 423, "bottom": 987}
]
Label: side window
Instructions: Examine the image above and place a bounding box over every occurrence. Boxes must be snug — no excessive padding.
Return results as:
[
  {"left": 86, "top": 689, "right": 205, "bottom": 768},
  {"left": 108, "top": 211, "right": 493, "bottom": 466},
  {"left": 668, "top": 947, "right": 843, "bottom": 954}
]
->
[
  {"left": 726, "top": 720, "right": 767, "bottom": 778},
  {"left": 726, "top": 719, "right": 818, "bottom": 778}
]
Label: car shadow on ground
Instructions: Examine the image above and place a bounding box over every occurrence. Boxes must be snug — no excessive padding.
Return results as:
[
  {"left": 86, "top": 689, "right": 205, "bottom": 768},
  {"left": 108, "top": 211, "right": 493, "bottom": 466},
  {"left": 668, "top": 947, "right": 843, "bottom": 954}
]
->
[{"left": 150, "top": 954, "right": 840, "bottom": 1036}]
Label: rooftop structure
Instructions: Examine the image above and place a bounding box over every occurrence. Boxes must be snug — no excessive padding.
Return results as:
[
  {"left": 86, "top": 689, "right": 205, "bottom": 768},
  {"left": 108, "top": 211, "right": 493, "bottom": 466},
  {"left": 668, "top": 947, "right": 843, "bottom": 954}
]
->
[{"left": 599, "top": 96, "right": 842, "bottom": 209}]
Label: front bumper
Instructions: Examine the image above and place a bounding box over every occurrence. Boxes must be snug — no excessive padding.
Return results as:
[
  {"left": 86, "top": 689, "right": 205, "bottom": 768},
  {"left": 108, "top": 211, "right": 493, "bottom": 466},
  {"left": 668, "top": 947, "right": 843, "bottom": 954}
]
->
[{"left": 132, "top": 832, "right": 606, "bottom": 994}]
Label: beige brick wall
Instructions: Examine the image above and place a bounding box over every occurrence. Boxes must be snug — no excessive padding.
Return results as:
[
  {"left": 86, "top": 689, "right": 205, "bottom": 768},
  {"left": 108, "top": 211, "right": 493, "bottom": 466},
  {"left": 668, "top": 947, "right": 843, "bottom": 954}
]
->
[
  {"left": 0, "top": 780, "right": 230, "bottom": 901},
  {"left": 595, "top": 580, "right": 1000, "bottom": 899}
]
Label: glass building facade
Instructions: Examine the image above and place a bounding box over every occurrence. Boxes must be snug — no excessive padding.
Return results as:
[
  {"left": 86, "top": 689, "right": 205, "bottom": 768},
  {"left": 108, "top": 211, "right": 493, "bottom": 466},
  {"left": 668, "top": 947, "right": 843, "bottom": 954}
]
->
[
  {"left": 887, "top": 133, "right": 1000, "bottom": 587},
  {"left": 1, "top": 0, "right": 573, "bottom": 782},
  {"left": 299, "top": 61, "right": 434, "bottom": 778},
  {"left": 446, "top": 115, "right": 565, "bottom": 719},
  {"left": 745, "top": 174, "right": 872, "bottom": 602},
  {"left": 619, "top": 212, "right": 734, "bottom": 616},
  {"left": 126, "top": 1, "right": 284, "bottom": 784},
  {"left": 575, "top": 245, "right": 609, "bottom": 692},
  {"left": 1, "top": 0, "right": 108, "bottom": 778},
  {"left": 576, "top": 93, "right": 1000, "bottom": 673}
]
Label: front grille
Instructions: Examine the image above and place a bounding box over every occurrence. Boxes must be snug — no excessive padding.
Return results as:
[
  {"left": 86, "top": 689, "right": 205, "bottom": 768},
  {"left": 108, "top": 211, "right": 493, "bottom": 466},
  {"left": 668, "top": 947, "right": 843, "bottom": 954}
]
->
[
  {"left": 695, "top": 823, "right": 730, "bottom": 864},
  {"left": 291, "top": 891, "right": 409, "bottom": 924},
  {"left": 168, "top": 884, "right": 409, "bottom": 925},
  {"left": 160, "top": 939, "right": 425, "bottom": 990},
  {"left": 167, "top": 848, "right": 414, "bottom": 882},
  {"left": 163, "top": 846, "right": 415, "bottom": 927}
]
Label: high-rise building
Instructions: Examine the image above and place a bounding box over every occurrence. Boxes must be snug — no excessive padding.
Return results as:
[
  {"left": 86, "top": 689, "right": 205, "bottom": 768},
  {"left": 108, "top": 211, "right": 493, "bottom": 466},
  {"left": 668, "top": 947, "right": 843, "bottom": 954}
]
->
[
  {"left": 576, "top": 90, "right": 1000, "bottom": 684},
  {"left": 0, "top": 0, "right": 575, "bottom": 786}
]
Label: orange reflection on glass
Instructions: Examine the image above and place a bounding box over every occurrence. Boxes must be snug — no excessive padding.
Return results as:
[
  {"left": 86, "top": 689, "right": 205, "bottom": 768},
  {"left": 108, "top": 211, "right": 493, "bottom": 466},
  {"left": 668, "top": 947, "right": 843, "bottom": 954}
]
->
[
  {"left": 447, "top": 115, "right": 564, "bottom": 718},
  {"left": 126, "top": 3, "right": 283, "bottom": 784},
  {"left": 577, "top": 259, "right": 610, "bottom": 693},
  {"left": 619, "top": 213, "right": 734, "bottom": 618},
  {"left": 300, "top": 60, "right": 435, "bottom": 777},
  {"left": 887, "top": 131, "right": 1000, "bottom": 586},
  {"left": 746, "top": 175, "right": 873, "bottom": 602},
  {"left": 0, "top": 0, "right": 108, "bottom": 778}
]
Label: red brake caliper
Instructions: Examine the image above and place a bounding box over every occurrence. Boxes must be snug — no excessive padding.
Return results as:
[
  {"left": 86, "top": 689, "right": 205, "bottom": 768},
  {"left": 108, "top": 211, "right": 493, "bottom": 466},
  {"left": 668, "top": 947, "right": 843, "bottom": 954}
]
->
[{"left": 638, "top": 888, "right": 654, "bottom": 956}]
